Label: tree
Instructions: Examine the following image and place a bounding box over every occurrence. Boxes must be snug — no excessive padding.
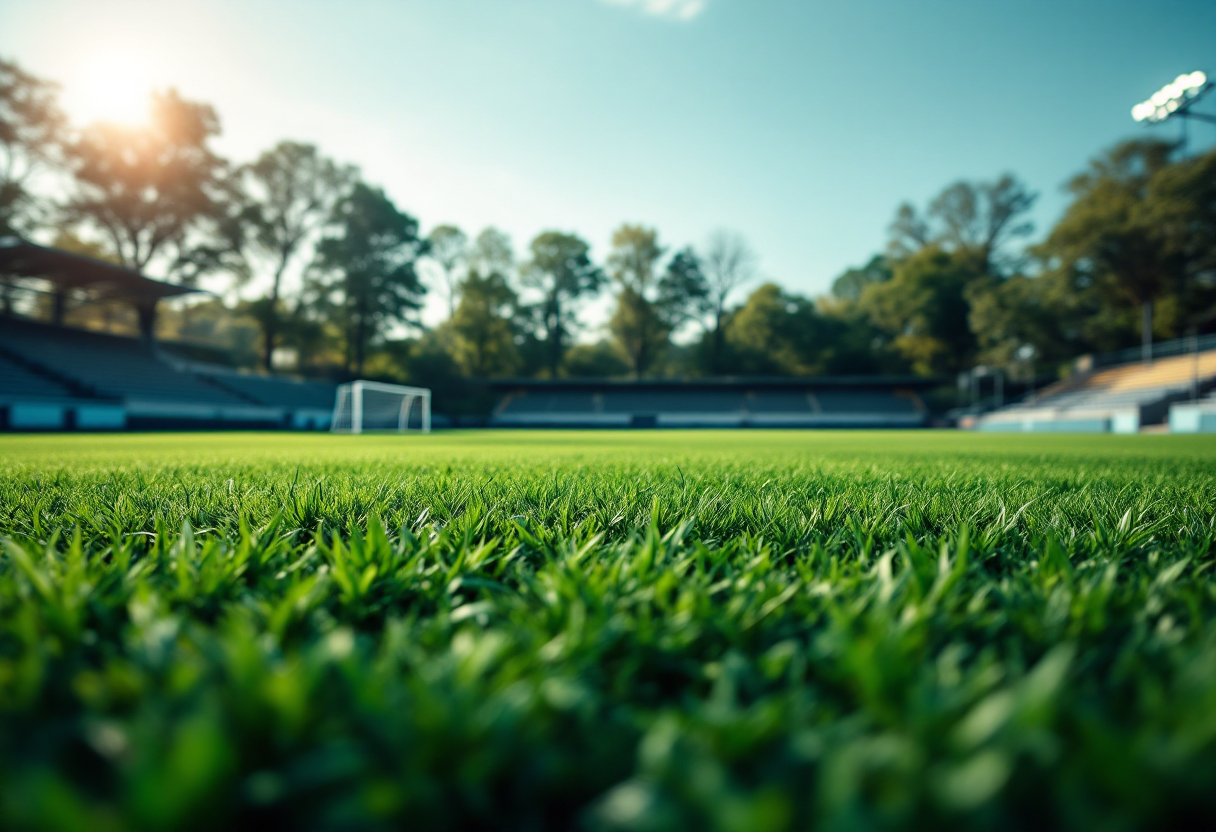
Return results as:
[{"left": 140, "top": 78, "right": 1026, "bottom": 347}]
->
[
  {"left": 0, "top": 57, "right": 66, "bottom": 237},
  {"left": 859, "top": 244, "right": 979, "bottom": 375},
  {"left": 520, "top": 231, "right": 604, "bottom": 377},
  {"left": 723, "top": 283, "right": 879, "bottom": 376},
  {"left": 427, "top": 224, "right": 468, "bottom": 317},
  {"left": 467, "top": 227, "right": 514, "bottom": 277},
  {"left": 656, "top": 246, "right": 711, "bottom": 329},
  {"left": 929, "top": 175, "right": 1036, "bottom": 275},
  {"left": 442, "top": 268, "right": 522, "bottom": 377},
  {"left": 64, "top": 89, "right": 230, "bottom": 280},
  {"left": 700, "top": 230, "right": 758, "bottom": 373},
  {"left": 437, "top": 226, "right": 524, "bottom": 377},
  {"left": 888, "top": 174, "right": 1037, "bottom": 277},
  {"left": 311, "top": 183, "right": 427, "bottom": 375},
  {"left": 725, "top": 283, "right": 811, "bottom": 374},
  {"left": 562, "top": 341, "right": 630, "bottom": 378},
  {"left": 1033, "top": 140, "right": 1187, "bottom": 357},
  {"left": 236, "top": 141, "right": 356, "bottom": 369},
  {"left": 887, "top": 203, "right": 930, "bottom": 260},
  {"left": 831, "top": 255, "right": 892, "bottom": 303},
  {"left": 606, "top": 224, "right": 668, "bottom": 376},
  {"left": 609, "top": 288, "right": 670, "bottom": 377},
  {"left": 1148, "top": 146, "right": 1216, "bottom": 328},
  {"left": 966, "top": 273, "right": 1073, "bottom": 371},
  {"left": 606, "top": 223, "right": 663, "bottom": 294}
]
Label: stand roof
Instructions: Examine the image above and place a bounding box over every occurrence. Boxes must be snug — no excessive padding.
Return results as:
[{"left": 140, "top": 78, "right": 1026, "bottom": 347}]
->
[{"left": 0, "top": 238, "right": 199, "bottom": 302}]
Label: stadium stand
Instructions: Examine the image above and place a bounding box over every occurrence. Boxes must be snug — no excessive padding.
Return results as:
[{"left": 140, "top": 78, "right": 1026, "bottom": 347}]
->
[
  {"left": 976, "top": 346, "right": 1216, "bottom": 433},
  {"left": 0, "top": 350, "right": 73, "bottom": 401},
  {"left": 188, "top": 366, "right": 337, "bottom": 429},
  {"left": 1, "top": 240, "right": 337, "bottom": 430},
  {"left": 0, "top": 318, "right": 296, "bottom": 428},
  {"left": 489, "top": 379, "right": 932, "bottom": 428}
]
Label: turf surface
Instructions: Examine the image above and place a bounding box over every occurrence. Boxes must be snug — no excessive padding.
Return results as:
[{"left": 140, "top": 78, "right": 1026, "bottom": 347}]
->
[{"left": 1, "top": 430, "right": 1215, "bottom": 831}]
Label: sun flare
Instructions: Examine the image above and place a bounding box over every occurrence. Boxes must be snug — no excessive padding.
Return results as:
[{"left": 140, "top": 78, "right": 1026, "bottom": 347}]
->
[{"left": 63, "top": 52, "right": 154, "bottom": 126}]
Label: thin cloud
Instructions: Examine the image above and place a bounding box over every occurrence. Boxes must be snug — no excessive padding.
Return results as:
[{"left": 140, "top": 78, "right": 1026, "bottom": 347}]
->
[{"left": 601, "top": 0, "right": 707, "bottom": 22}]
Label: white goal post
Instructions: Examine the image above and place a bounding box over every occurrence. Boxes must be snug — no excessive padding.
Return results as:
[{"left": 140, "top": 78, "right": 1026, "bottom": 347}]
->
[{"left": 331, "top": 380, "right": 432, "bottom": 434}]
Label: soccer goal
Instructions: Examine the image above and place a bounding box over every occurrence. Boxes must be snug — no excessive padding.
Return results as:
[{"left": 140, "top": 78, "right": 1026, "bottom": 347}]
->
[{"left": 331, "top": 380, "right": 432, "bottom": 434}]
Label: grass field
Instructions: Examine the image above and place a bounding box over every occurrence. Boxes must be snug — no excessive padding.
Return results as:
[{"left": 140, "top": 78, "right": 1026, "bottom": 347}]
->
[{"left": 2, "top": 430, "right": 1216, "bottom": 831}]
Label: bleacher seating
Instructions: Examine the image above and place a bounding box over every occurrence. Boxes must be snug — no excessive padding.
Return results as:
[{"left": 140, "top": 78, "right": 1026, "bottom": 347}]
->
[
  {"left": 0, "top": 318, "right": 339, "bottom": 430},
  {"left": 499, "top": 393, "right": 596, "bottom": 414},
  {"left": 0, "top": 318, "right": 247, "bottom": 406},
  {"left": 978, "top": 348, "right": 1216, "bottom": 433},
  {"left": 749, "top": 391, "right": 814, "bottom": 413},
  {"left": 197, "top": 370, "right": 336, "bottom": 410},
  {"left": 817, "top": 391, "right": 919, "bottom": 414},
  {"left": 491, "top": 383, "right": 928, "bottom": 427},
  {"left": 602, "top": 391, "right": 745, "bottom": 414},
  {"left": 545, "top": 392, "right": 598, "bottom": 413},
  {"left": 0, "top": 352, "right": 74, "bottom": 400}
]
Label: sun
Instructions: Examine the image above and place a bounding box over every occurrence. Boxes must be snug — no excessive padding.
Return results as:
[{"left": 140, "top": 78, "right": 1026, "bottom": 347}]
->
[{"left": 63, "top": 52, "right": 154, "bottom": 126}]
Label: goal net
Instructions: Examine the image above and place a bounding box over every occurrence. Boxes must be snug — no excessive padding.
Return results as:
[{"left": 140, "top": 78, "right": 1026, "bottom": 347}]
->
[{"left": 331, "top": 380, "right": 432, "bottom": 434}]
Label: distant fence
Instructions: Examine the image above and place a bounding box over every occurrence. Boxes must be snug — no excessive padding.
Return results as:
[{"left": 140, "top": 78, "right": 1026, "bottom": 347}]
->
[{"left": 1093, "top": 334, "right": 1216, "bottom": 368}]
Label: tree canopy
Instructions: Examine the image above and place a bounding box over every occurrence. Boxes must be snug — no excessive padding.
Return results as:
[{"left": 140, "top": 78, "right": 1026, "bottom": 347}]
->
[
  {"left": 311, "top": 183, "right": 427, "bottom": 374},
  {"left": 65, "top": 89, "right": 229, "bottom": 281},
  {"left": 520, "top": 230, "right": 603, "bottom": 378},
  {"left": 4, "top": 52, "right": 1216, "bottom": 395}
]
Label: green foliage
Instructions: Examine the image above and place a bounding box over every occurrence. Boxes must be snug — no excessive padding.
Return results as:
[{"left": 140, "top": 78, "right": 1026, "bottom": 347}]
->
[
  {"left": 656, "top": 247, "right": 711, "bottom": 328},
  {"left": 607, "top": 225, "right": 671, "bottom": 377},
  {"left": 441, "top": 269, "right": 523, "bottom": 377},
  {"left": 830, "top": 255, "right": 891, "bottom": 304},
  {"left": 887, "top": 175, "right": 1037, "bottom": 278},
  {"left": 521, "top": 231, "right": 605, "bottom": 378},
  {"left": 2, "top": 431, "right": 1216, "bottom": 830},
  {"left": 0, "top": 56, "right": 66, "bottom": 237},
  {"left": 562, "top": 340, "right": 632, "bottom": 378},
  {"left": 8, "top": 53, "right": 1216, "bottom": 387},
  {"left": 605, "top": 223, "right": 671, "bottom": 374},
  {"left": 966, "top": 274, "right": 1073, "bottom": 370},
  {"left": 610, "top": 287, "right": 670, "bottom": 378},
  {"left": 64, "top": 90, "right": 229, "bottom": 279},
  {"left": 426, "top": 224, "right": 469, "bottom": 317},
  {"left": 234, "top": 141, "right": 357, "bottom": 369},
  {"left": 725, "top": 284, "right": 903, "bottom": 376},
  {"left": 1033, "top": 140, "right": 1216, "bottom": 352},
  {"left": 311, "top": 183, "right": 427, "bottom": 374},
  {"left": 859, "top": 246, "right": 980, "bottom": 375}
]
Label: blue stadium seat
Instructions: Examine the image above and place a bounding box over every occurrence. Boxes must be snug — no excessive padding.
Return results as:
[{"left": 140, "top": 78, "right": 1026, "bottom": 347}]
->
[
  {"left": 0, "top": 352, "right": 74, "bottom": 400},
  {"left": 0, "top": 319, "right": 247, "bottom": 405}
]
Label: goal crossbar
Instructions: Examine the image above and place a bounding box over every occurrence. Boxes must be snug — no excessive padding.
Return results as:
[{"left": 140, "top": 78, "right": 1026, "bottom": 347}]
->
[{"left": 331, "top": 380, "right": 432, "bottom": 434}]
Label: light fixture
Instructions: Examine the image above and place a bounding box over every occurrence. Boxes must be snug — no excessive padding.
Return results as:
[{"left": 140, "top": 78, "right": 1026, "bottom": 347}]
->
[{"left": 1132, "top": 71, "right": 1212, "bottom": 123}]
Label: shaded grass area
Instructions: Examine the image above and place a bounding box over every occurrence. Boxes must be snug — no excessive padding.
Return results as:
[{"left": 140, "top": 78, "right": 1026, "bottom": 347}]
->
[{"left": 1, "top": 430, "right": 1215, "bottom": 830}]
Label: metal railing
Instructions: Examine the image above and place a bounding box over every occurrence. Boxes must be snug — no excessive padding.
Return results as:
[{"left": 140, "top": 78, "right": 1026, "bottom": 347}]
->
[{"left": 1093, "top": 334, "right": 1216, "bottom": 368}]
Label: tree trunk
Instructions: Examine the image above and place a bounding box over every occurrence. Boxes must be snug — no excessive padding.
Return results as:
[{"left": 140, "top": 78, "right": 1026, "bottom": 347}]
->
[
  {"left": 262, "top": 321, "right": 277, "bottom": 371},
  {"left": 1141, "top": 301, "right": 1153, "bottom": 365},
  {"left": 634, "top": 312, "right": 648, "bottom": 378},
  {"left": 354, "top": 293, "right": 370, "bottom": 376},
  {"left": 548, "top": 296, "right": 562, "bottom": 378},
  {"left": 263, "top": 259, "right": 289, "bottom": 371},
  {"left": 710, "top": 310, "right": 725, "bottom": 375},
  {"left": 447, "top": 268, "right": 458, "bottom": 319},
  {"left": 344, "top": 317, "right": 354, "bottom": 375}
]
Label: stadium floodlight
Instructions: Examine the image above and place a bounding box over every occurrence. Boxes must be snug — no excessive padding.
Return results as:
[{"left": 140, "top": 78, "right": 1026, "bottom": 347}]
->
[
  {"left": 1131, "top": 71, "right": 1213, "bottom": 124},
  {"left": 332, "top": 380, "right": 432, "bottom": 434}
]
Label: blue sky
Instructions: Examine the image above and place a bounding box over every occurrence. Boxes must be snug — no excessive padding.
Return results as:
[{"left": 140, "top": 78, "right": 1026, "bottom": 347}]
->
[{"left": 2, "top": 0, "right": 1214, "bottom": 326}]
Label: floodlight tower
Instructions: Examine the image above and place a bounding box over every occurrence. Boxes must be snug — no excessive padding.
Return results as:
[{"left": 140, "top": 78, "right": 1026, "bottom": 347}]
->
[
  {"left": 1128, "top": 71, "right": 1212, "bottom": 364},
  {"left": 1131, "top": 71, "right": 1214, "bottom": 155}
]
